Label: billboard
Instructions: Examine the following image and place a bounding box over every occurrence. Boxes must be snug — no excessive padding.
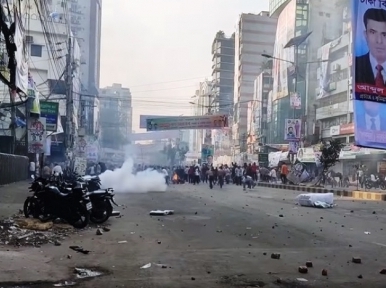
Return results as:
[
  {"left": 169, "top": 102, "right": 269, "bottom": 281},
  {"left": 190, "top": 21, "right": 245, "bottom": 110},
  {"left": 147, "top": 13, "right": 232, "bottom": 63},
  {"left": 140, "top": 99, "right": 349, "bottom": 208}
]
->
[
  {"left": 146, "top": 115, "right": 228, "bottom": 131},
  {"left": 272, "top": 0, "right": 296, "bottom": 101},
  {"left": 40, "top": 101, "right": 59, "bottom": 131},
  {"left": 353, "top": 1, "right": 386, "bottom": 149},
  {"left": 284, "top": 118, "right": 301, "bottom": 140},
  {"left": 201, "top": 144, "right": 214, "bottom": 165},
  {"left": 290, "top": 92, "right": 301, "bottom": 109},
  {"left": 139, "top": 115, "right": 180, "bottom": 129},
  {"left": 317, "top": 41, "right": 332, "bottom": 99},
  {"left": 28, "top": 117, "right": 46, "bottom": 154}
]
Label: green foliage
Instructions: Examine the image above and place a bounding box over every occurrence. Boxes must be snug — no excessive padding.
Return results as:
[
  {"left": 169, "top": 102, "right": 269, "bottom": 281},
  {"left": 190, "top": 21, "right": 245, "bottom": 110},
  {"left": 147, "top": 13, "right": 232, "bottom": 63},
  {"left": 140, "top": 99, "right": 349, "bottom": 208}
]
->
[{"left": 318, "top": 139, "right": 344, "bottom": 173}]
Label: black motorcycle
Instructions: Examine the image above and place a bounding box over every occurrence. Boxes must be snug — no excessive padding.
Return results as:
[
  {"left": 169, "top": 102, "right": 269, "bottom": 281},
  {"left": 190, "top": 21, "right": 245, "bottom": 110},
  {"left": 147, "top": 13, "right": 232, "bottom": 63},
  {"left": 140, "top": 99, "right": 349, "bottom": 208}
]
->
[
  {"left": 24, "top": 176, "right": 46, "bottom": 219},
  {"left": 365, "top": 174, "right": 386, "bottom": 190},
  {"left": 25, "top": 177, "right": 92, "bottom": 228},
  {"left": 69, "top": 174, "right": 120, "bottom": 224}
]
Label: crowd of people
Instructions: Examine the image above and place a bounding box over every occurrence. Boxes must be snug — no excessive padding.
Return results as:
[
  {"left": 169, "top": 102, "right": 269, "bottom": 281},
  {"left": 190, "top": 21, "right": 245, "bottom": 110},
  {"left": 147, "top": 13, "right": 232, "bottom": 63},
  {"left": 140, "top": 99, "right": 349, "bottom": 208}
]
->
[{"left": 165, "top": 162, "right": 291, "bottom": 191}]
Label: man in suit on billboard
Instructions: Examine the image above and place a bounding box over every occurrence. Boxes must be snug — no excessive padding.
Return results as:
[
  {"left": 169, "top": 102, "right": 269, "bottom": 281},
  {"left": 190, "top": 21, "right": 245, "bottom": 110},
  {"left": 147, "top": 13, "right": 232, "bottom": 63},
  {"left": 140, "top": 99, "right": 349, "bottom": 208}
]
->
[
  {"left": 355, "top": 8, "right": 386, "bottom": 86},
  {"left": 356, "top": 100, "right": 386, "bottom": 131}
]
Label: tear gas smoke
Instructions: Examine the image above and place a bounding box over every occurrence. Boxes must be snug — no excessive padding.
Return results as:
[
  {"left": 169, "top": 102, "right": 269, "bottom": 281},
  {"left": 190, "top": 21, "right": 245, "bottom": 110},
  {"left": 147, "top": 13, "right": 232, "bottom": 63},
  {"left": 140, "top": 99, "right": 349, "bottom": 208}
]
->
[{"left": 99, "top": 158, "right": 167, "bottom": 193}]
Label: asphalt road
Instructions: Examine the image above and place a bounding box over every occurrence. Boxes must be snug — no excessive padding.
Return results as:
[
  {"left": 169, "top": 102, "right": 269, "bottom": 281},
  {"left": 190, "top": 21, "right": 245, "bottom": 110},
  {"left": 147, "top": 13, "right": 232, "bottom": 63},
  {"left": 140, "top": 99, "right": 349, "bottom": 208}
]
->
[{"left": 1, "top": 183, "right": 386, "bottom": 288}]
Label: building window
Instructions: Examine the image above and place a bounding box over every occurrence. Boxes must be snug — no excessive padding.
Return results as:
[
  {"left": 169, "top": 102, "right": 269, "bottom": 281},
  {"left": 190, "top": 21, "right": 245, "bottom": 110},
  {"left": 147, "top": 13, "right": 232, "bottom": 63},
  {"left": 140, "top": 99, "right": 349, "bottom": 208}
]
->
[{"left": 31, "top": 44, "right": 43, "bottom": 57}]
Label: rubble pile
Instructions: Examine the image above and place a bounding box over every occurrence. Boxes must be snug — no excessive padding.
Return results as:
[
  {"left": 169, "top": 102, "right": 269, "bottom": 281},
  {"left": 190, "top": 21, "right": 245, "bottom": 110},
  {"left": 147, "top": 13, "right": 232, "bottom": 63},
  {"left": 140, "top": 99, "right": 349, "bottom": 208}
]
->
[{"left": 0, "top": 215, "right": 75, "bottom": 247}]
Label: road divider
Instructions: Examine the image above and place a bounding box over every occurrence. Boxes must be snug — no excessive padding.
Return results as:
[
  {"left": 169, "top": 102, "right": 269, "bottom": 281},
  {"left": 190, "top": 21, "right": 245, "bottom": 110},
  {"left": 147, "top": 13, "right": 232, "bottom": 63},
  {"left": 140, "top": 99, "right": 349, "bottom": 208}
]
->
[{"left": 257, "top": 182, "right": 386, "bottom": 201}]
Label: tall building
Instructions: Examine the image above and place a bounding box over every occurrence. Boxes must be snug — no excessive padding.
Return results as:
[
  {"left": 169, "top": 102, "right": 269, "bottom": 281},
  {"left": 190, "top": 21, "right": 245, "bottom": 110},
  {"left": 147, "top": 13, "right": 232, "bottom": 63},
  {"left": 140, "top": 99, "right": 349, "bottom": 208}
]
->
[
  {"left": 233, "top": 12, "right": 277, "bottom": 153},
  {"left": 211, "top": 31, "right": 235, "bottom": 115},
  {"left": 191, "top": 80, "right": 213, "bottom": 153},
  {"left": 68, "top": 0, "right": 102, "bottom": 92},
  {"left": 99, "top": 83, "right": 132, "bottom": 149},
  {"left": 269, "top": 0, "right": 344, "bottom": 144},
  {"left": 314, "top": 2, "right": 353, "bottom": 143},
  {"left": 247, "top": 69, "right": 273, "bottom": 153}
]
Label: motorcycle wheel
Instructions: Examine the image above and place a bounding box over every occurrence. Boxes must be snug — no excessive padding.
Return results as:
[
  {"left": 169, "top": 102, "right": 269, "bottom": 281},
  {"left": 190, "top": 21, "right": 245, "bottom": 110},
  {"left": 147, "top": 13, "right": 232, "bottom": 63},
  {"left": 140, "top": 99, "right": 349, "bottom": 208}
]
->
[
  {"left": 90, "top": 199, "right": 113, "bottom": 224},
  {"left": 69, "top": 204, "right": 90, "bottom": 229},
  {"left": 365, "top": 182, "right": 372, "bottom": 189},
  {"left": 23, "top": 197, "right": 33, "bottom": 218},
  {"left": 380, "top": 183, "right": 386, "bottom": 190}
]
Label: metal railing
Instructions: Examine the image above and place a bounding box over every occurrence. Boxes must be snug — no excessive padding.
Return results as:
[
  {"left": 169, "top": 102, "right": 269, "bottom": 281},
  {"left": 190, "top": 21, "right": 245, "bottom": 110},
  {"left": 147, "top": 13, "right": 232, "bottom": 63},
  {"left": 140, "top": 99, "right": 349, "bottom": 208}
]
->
[{"left": 0, "top": 153, "right": 29, "bottom": 185}]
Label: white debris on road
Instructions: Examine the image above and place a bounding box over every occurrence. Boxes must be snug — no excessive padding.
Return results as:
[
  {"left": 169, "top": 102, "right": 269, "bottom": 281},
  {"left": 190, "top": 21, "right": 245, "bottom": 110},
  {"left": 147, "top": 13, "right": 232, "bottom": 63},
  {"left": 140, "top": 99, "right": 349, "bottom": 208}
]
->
[{"left": 296, "top": 192, "right": 334, "bottom": 208}]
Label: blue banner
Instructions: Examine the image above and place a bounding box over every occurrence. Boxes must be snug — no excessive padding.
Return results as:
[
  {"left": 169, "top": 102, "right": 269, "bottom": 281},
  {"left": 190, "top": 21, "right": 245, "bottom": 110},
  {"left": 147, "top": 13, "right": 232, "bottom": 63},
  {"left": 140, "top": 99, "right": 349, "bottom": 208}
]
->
[{"left": 353, "top": 0, "right": 386, "bottom": 149}]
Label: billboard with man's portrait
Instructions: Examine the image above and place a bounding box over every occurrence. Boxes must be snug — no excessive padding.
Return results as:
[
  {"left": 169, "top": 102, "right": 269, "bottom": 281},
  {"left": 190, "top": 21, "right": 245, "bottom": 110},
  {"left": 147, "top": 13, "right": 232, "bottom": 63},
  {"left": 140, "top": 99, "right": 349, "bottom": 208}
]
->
[
  {"left": 353, "top": 0, "right": 386, "bottom": 149},
  {"left": 284, "top": 119, "right": 301, "bottom": 141}
]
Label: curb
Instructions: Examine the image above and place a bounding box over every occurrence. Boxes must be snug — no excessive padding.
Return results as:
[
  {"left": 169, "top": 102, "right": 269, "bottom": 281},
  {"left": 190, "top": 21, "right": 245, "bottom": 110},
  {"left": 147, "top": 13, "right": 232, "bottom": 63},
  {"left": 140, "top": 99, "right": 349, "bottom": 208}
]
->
[
  {"left": 351, "top": 191, "right": 386, "bottom": 201},
  {"left": 256, "top": 182, "right": 386, "bottom": 201}
]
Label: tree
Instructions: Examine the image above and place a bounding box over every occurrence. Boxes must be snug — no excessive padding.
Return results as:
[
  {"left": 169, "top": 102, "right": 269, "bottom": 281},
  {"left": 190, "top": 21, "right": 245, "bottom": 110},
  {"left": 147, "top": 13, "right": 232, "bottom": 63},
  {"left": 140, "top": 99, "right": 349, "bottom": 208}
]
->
[{"left": 314, "top": 139, "right": 344, "bottom": 186}]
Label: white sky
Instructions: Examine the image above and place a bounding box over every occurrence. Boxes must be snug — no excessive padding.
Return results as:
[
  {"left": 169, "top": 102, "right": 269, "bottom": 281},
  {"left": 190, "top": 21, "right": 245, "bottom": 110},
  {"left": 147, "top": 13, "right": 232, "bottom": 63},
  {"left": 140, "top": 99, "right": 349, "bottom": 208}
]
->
[{"left": 100, "top": 0, "right": 269, "bottom": 132}]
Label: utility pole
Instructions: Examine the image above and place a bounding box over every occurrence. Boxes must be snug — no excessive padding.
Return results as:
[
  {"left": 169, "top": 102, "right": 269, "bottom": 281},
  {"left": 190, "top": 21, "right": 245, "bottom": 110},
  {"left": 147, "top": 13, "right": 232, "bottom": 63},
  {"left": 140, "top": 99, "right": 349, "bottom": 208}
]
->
[{"left": 65, "top": 36, "right": 74, "bottom": 154}]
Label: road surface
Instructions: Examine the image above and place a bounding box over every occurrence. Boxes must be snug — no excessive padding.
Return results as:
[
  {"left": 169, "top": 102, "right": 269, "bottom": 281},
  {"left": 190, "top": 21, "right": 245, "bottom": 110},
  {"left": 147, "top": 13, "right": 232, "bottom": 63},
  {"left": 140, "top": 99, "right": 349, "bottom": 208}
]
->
[{"left": 0, "top": 183, "right": 385, "bottom": 287}]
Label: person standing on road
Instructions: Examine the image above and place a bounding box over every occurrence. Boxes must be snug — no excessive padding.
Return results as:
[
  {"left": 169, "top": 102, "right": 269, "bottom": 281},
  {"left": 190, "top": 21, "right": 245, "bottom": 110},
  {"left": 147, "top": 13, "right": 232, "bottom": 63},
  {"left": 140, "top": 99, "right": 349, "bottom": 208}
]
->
[
  {"left": 218, "top": 166, "right": 225, "bottom": 188},
  {"left": 252, "top": 162, "right": 258, "bottom": 181},
  {"left": 224, "top": 166, "right": 231, "bottom": 184},
  {"left": 357, "top": 165, "right": 364, "bottom": 188},
  {"left": 162, "top": 167, "right": 169, "bottom": 185},
  {"left": 207, "top": 167, "right": 214, "bottom": 189},
  {"left": 242, "top": 175, "right": 253, "bottom": 191},
  {"left": 280, "top": 163, "right": 289, "bottom": 184},
  {"left": 29, "top": 160, "right": 36, "bottom": 178},
  {"left": 194, "top": 166, "right": 200, "bottom": 185},
  {"left": 235, "top": 166, "right": 241, "bottom": 185},
  {"left": 269, "top": 167, "right": 277, "bottom": 183}
]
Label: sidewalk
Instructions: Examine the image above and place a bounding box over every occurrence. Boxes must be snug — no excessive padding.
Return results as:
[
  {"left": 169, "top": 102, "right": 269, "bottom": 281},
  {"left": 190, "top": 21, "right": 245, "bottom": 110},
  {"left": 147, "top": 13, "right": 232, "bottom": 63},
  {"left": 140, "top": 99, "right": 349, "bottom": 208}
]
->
[
  {"left": 0, "top": 181, "right": 29, "bottom": 218},
  {"left": 257, "top": 182, "right": 386, "bottom": 201}
]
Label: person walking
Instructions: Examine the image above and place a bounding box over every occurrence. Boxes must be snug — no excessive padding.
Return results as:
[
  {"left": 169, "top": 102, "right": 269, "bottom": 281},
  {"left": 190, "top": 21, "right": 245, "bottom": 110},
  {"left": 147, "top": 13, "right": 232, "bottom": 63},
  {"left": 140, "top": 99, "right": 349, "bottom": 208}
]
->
[
  {"left": 207, "top": 167, "right": 214, "bottom": 189},
  {"left": 218, "top": 166, "right": 225, "bottom": 188}
]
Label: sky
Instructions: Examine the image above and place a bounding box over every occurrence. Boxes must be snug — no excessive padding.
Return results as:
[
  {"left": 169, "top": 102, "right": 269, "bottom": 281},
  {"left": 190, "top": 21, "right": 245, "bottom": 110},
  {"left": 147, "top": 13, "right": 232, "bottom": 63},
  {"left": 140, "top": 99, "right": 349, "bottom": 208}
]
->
[{"left": 100, "top": 0, "right": 269, "bottom": 132}]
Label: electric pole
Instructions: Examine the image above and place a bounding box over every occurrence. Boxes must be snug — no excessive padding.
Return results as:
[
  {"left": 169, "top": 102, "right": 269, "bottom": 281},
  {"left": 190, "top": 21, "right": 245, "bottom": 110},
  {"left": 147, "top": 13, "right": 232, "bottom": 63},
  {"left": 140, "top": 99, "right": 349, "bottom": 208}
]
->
[{"left": 65, "top": 36, "right": 74, "bottom": 154}]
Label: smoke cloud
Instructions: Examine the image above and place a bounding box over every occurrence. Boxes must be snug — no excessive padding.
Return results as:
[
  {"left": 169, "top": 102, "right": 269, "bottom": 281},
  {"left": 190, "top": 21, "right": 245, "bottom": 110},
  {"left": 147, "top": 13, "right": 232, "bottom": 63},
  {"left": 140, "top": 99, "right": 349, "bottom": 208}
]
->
[{"left": 99, "top": 158, "right": 167, "bottom": 193}]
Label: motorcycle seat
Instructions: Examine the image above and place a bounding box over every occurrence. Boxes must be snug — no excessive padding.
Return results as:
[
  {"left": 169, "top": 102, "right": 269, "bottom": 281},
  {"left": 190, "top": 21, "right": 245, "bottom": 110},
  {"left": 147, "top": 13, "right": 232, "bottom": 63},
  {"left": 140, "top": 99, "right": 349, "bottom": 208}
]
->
[
  {"left": 87, "top": 189, "right": 107, "bottom": 195},
  {"left": 48, "top": 186, "right": 70, "bottom": 197}
]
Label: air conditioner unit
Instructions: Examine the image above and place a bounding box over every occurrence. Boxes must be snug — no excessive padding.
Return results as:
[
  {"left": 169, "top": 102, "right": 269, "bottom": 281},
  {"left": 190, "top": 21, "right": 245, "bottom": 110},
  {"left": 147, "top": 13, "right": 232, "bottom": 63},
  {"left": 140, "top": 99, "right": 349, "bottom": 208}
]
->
[
  {"left": 25, "top": 36, "right": 33, "bottom": 43},
  {"left": 332, "top": 63, "right": 341, "bottom": 71}
]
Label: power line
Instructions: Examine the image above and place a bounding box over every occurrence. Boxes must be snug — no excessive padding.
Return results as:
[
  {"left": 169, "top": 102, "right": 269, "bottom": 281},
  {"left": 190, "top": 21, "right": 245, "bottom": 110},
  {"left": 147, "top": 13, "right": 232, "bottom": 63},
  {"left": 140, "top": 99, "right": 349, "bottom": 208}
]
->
[{"left": 121, "top": 76, "right": 211, "bottom": 88}]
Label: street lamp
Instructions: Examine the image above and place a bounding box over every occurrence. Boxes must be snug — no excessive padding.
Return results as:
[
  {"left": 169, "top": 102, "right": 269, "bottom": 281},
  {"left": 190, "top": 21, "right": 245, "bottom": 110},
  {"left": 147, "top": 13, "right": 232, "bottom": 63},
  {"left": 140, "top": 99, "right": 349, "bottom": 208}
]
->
[{"left": 261, "top": 53, "right": 294, "bottom": 65}]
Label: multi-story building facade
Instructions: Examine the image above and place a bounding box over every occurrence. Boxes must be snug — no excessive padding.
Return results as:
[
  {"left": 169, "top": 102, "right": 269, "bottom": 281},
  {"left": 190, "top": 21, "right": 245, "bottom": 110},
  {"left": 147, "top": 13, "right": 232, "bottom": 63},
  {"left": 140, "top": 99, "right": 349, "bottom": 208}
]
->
[
  {"left": 314, "top": 3, "right": 353, "bottom": 143},
  {"left": 191, "top": 81, "right": 213, "bottom": 153},
  {"left": 99, "top": 83, "right": 132, "bottom": 149},
  {"left": 233, "top": 12, "right": 277, "bottom": 153},
  {"left": 211, "top": 31, "right": 235, "bottom": 115},
  {"left": 269, "top": 0, "right": 346, "bottom": 144},
  {"left": 247, "top": 70, "right": 274, "bottom": 153}
]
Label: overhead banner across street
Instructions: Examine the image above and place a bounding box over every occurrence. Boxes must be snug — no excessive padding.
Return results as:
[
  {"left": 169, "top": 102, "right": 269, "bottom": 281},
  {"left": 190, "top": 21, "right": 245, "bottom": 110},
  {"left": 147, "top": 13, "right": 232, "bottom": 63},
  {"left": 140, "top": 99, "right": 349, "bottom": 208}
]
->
[
  {"left": 353, "top": 0, "right": 386, "bottom": 149},
  {"left": 146, "top": 115, "right": 228, "bottom": 131}
]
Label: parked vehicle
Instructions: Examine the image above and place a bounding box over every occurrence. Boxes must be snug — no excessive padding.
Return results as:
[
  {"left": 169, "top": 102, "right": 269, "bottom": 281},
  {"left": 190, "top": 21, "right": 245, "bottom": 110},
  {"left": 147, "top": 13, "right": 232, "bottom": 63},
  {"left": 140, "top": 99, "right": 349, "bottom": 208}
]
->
[
  {"left": 25, "top": 175, "right": 92, "bottom": 228},
  {"left": 69, "top": 174, "right": 120, "bottom": 224},
  {"left": 364, "top": 174, "right": 386, "bottom": 190}
]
